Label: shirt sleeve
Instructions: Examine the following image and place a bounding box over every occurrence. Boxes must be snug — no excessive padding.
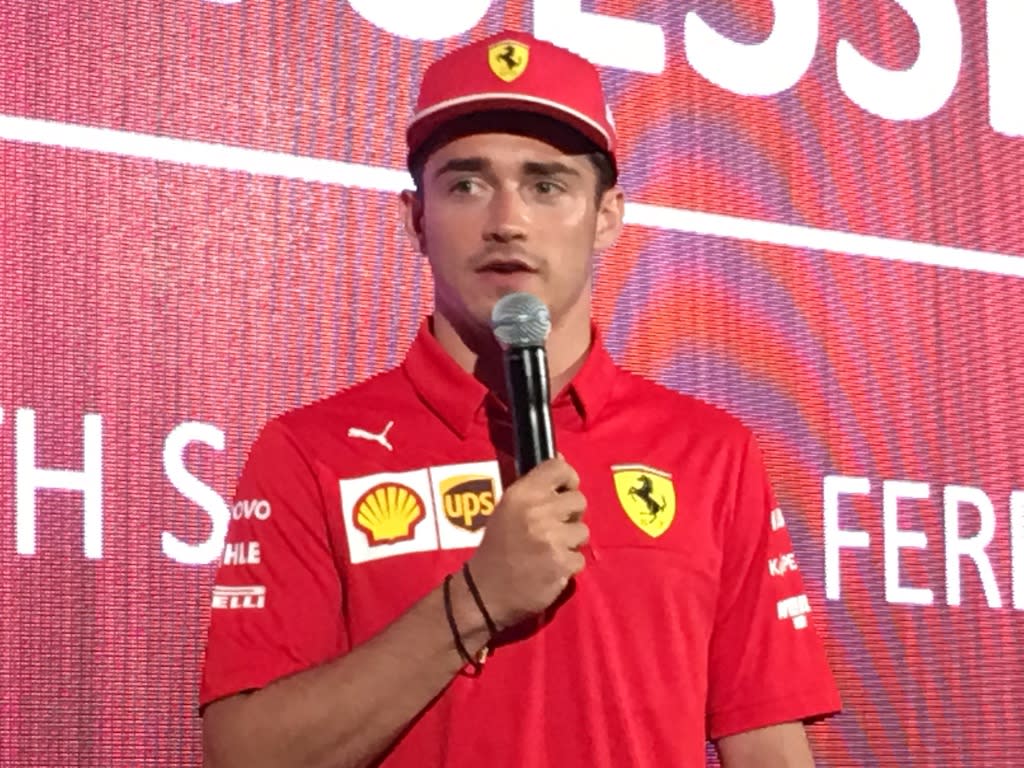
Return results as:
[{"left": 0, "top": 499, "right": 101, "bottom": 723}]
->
[
  {"left": 705, "top": 433, "right": 842, "bottom": 740},
  {"left": 199, "top": 418, "right": 346, "bottom": 708}
]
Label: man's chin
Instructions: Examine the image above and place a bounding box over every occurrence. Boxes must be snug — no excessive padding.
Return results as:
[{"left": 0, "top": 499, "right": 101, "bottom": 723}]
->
[{"left": 435, "top": 305, "right": 502, "bottom": 344}]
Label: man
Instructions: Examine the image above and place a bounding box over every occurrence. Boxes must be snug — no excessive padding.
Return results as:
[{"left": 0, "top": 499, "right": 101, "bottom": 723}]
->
[{"left": 200, "top": 30, "right": 841, "bottom": 767}]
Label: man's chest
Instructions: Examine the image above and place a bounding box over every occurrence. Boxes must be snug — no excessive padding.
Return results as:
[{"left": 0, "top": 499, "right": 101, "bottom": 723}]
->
[{"left": 307, "top": 409, "right": 732, "bottom": 645}]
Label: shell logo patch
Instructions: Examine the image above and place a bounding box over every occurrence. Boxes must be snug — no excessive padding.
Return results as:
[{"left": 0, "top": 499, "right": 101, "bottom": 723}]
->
[
  {"left": 353, "top": 482, "right": 425, "bottom": 545},
  {"left": 440, "top": 474, "right": 496, "bottom": 532},
  {"left": 612, "top": 464, "right": 676, "bottom": 538},
  {"left": 488, "top": 40, "right": 529, "bottom": 82}
]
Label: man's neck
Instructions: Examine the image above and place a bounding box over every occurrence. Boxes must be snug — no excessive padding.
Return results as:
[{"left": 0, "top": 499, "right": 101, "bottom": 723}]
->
[{"left": 430, "top": 305, "right": 593, "bottom": 399}]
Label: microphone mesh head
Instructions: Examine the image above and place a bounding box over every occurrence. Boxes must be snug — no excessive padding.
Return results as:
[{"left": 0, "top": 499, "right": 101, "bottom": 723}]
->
[{"left": 491, "top": 292, "right": 551, "bottom": 348}]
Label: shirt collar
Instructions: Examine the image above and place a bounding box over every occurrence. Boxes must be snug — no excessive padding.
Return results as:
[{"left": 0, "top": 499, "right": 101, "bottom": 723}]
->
[{"left": 402, "top": 317, "right": 619, "bottom": 439}]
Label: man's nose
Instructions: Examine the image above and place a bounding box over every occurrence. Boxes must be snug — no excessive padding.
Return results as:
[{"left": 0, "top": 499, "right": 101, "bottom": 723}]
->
[{"left": 483, "top": 185, "right": 529, "bottom": 242}]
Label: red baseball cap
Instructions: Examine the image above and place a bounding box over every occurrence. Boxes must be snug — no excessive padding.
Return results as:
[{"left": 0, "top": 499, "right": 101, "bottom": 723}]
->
[{"left": 407, "top": 31, "right": 617, "bottom": 172}]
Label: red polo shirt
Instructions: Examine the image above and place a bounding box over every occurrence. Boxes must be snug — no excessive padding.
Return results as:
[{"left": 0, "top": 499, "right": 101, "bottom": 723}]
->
[{"left": 201, "top": 320, "right": 841, "bottom": 765}]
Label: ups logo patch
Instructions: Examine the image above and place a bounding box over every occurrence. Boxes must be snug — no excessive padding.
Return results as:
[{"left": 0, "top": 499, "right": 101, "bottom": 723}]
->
[{"left": 440, "top": 475, "right": 496, "bottom": 531}]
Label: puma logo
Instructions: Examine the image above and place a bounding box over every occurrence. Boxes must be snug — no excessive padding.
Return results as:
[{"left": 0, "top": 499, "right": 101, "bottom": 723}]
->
[{"left": 347, "top": 420, "right": 395, "bottom": 452}]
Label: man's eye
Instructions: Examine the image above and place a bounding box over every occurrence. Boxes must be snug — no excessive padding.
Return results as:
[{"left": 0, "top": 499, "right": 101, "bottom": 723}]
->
[
  {"left": 451, "top": 179, "right": 478, "bottom": 194},
  {"left": 535, "top": 180, "right": 562, "bottom": 195}
]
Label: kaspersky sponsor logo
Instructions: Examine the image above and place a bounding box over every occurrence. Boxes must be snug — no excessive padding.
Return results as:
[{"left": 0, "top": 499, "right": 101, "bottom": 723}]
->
[
  {"left": 440, "top": 475, "right": 496, "bottom": 532},
  {"left": 211, "top": 585, "right": 266, "bottom": 610},
  {"left": 353, "top": 483, "right": 426, "bottom": 545},
  {"left": 769, "top": 552, "right": 799, "bottom": 577}
]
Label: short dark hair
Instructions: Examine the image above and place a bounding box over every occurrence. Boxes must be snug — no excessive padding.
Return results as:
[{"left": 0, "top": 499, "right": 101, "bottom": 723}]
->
[{"left": 586, "top": 151, "right": 617, "bottom": 203}]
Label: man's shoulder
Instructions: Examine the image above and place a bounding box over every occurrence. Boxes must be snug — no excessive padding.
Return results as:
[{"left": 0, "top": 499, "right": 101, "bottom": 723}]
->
[
  {"left": 611, "top": 365, "right": 752, "bottom": 443},
  {"left": 265, "top": 365, "right": 414, "bottom": 442}
]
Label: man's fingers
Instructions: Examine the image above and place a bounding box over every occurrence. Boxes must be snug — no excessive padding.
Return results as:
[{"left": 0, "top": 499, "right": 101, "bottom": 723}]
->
[
  {"left": 565, "top": 522, "right": 590, "bottom": 551},
  {"left": 558, "top": 490, "right": 587, "bottom": 522},
  {"left": 525, "top": 456, "right": 580, "bottom": 492},
  {"left": 566, "top": 550, "right": 586, "bottom": 575}
]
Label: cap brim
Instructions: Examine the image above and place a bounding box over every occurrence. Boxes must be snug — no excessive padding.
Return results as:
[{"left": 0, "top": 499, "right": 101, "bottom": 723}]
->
[{"left": 407, "top": 92, "right": 613, "bottom": 159}]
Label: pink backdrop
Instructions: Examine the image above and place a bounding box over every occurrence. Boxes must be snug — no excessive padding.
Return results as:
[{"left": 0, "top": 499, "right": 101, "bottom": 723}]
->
[{"left": 2, "top": 1, "right": 1022, "bottom": 765}]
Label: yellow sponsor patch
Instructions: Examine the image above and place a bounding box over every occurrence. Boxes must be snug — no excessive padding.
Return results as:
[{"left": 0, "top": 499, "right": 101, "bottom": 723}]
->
[
  {"left": 488, "top": 40, "right": 530, "bottom": 82},
  {"left": 440, "top": 474, "right": 496, "bottom": 532},
  {"left": 353, "top": 482, "right": 425, "bottom": 545},
  {"left": 612, "top": 465, "right": 676, "bottom": 538}
]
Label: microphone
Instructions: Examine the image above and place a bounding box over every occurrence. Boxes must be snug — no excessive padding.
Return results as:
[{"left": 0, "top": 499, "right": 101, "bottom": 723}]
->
[{"left": 490, "top": 292, "right": 556, "bottom": 477}]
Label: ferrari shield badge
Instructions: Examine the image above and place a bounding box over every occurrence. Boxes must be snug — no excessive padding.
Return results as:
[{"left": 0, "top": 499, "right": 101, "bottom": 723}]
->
[
  {"left": 612, "top": 465, "right": 676, "bottom": 538},
  {"left": 488, "top": 40, "right": 529, "bottom": 82}
]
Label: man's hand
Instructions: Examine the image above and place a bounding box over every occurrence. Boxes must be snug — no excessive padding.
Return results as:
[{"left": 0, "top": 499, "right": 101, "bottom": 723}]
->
[{"left": 467, "top": 456, "right": 589, "bottom": 629}]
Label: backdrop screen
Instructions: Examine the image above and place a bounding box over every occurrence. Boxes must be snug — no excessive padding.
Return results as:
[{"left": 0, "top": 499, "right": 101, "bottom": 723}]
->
[{"left": 1, "top": 1, "right": 1022, "bottom": 765}]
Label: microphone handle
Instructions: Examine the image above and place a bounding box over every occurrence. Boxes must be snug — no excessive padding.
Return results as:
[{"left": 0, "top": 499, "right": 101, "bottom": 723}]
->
[{"left": 503, "top": 345, "right": 556, "bottom": 476}]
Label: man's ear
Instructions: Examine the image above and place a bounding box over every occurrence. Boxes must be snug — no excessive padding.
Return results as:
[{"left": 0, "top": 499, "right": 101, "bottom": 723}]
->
[
  {"left": 593, "top": 185, "right": 625, "bottom": 252},
  {"left": 400, "top": 189, "right": 426, "bottom": 254}
]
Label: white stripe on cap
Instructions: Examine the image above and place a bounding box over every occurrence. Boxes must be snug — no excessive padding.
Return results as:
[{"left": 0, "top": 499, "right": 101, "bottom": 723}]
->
[{"left": 408, "top": 91, "right": 614, "bottom": 150}]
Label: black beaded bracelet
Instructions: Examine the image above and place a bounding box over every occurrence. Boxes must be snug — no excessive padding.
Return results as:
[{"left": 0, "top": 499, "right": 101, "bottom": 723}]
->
[
  {"left": 462, "top": 562, "right": 500, "bottom": 638},
  {"left": 443, "top": 573, "right": 482, "bottom": 674}
]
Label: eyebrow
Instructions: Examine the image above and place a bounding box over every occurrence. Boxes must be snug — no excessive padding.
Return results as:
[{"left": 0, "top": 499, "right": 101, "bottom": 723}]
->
[
  {"left": 433, "top": 157, "right": 489, "bottom": 179},
  {"left": 432, "top": 157, "right": 582, "bottom": 180},
  {"left": 522, "top": 160, "right": 580, "bottom": 178}
]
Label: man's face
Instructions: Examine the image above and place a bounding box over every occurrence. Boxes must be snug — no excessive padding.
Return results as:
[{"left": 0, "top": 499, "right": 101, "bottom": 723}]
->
[{"left": 402, "top": 127, "right": 623, "bottom": 334}]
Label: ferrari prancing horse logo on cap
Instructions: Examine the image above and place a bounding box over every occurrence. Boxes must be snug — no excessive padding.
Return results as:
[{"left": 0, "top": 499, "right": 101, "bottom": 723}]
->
[
  {"left": 612, "top": 465, "right": 676, "bottom": 538},
  {"left": 488, "top": 40, "right": 529, "bottom": 82}
]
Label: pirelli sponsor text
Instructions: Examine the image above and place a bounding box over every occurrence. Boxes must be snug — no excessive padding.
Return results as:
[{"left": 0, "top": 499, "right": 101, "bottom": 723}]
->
[{"left": 211, "top": 585, "right": 266, "bottom": 610}]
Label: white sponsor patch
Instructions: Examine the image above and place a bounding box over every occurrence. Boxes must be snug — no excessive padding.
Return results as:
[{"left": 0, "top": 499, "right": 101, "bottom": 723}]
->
[
  {"left": 770, "top": 507, "right": 786, "bottom": 531},
  {"left": 776, "top": 594, "right": 811, "bottom": 630},
  {"left": 340, "top": 469, "right": 439, "bottom": 564},
  {"left": 211, "top": 585, "right": 266, "bottom": 610},
  {"left": 429, "top": 461, "right": 504, "bottom": 551}
]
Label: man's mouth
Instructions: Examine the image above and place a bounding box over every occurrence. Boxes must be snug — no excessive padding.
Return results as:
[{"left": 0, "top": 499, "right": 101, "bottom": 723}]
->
[{"left": 478, "top": 259, "right": 536, "bottom": 274}]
